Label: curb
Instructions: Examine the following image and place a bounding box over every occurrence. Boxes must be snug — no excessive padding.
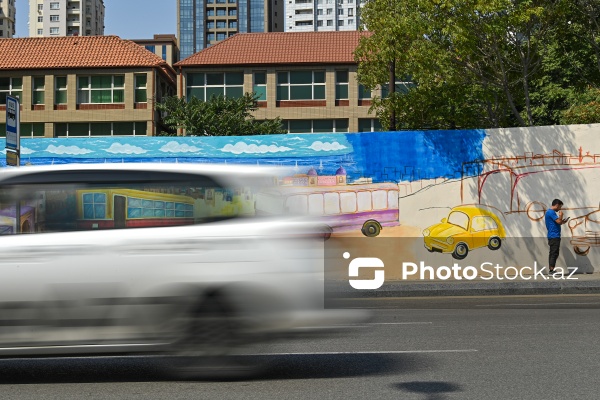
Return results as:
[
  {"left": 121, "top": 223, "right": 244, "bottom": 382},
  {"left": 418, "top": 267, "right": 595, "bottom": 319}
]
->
[{"left": 325, "top": 280, "right": 600, "bottom": 298}]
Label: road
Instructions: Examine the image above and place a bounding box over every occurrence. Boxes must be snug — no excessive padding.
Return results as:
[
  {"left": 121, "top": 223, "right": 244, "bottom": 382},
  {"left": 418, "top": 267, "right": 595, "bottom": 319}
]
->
[{"left": 1, "top": 295, "right": 599, "bottom": 399}]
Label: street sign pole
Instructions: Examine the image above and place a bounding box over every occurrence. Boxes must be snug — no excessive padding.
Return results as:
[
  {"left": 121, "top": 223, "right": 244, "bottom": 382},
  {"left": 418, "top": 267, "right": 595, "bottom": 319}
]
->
[{"left": 5, "top": 95, "right": 20, "bottom": 167}]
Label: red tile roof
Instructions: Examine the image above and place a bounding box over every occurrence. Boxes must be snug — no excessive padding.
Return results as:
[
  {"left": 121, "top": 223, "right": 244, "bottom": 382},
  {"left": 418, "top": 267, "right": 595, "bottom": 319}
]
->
[
  {"left": 0, "top": 35, "right": 175, "bottom": 73},
  {"left": 176, "top": 31, "right": 370, "bottom": 67}
]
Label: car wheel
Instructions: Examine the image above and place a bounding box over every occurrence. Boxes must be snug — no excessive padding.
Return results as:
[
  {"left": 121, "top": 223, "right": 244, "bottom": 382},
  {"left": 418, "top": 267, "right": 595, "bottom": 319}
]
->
[
  {"left": 362, "top": 220, "right": 381, "bottom": 237},
  {"left": 167, "top": 295, "right": 266, "bottom": 380},
  {"left": 488, "top": 237, "right": 502, "bottom": 250},
  {"left": 452, "top": 243, "right": 469, "bottom": 260},
  {"left": 574, "top": 246, "right": 590, "bottom": 256}
]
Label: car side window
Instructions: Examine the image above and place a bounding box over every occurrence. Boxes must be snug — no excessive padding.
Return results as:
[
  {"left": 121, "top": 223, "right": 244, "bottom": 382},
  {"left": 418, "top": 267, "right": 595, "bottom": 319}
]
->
[
  {"left": 471, "top": 216, "right": 498, "bottom": 232},
  {"left": 0, "top": 170, "right": 260, "bottom": 235}
]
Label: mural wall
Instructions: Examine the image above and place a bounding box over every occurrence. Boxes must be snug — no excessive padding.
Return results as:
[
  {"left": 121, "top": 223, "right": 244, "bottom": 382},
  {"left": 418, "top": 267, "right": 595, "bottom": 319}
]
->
[{"left": 1, "top": 124, "right": 599, "bottom": 271}]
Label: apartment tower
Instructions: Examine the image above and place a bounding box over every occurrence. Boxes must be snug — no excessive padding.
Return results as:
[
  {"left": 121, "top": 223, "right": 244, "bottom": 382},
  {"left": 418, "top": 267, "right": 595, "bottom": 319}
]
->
[
  {"left": 29, "top": 0, "right": 105, "bottom": 37},
  {"left": 177, "top": 0, "right": 283, "bottom": 59},
  {"left": 0, "top": 0, "right": 17, "bottom": 38}
]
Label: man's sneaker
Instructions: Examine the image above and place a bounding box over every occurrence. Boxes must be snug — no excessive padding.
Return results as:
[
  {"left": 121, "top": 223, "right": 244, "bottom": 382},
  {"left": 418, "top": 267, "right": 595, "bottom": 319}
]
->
[{"left": 547, "top": 269, "right": 556, "bottom": 275}]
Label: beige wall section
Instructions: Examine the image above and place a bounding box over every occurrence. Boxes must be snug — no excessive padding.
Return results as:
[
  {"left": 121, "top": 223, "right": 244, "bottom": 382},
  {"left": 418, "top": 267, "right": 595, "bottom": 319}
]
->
[
  {"left": 0, "top": 68, "right": 169, "bottom": 137},
  {"left": 180, "top": 65, "right": 377, "bottom": 133}
]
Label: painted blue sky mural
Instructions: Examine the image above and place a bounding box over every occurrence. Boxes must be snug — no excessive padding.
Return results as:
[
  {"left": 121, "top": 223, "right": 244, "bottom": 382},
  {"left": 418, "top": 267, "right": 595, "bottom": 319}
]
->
[{"left": 0, "top": 131, "right": 486, "bottom": 183}]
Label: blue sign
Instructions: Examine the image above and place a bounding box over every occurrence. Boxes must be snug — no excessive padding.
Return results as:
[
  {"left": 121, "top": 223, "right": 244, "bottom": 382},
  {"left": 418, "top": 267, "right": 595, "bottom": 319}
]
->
[{"left": 5, "top": 96, "right": 19, "bottom": 151}]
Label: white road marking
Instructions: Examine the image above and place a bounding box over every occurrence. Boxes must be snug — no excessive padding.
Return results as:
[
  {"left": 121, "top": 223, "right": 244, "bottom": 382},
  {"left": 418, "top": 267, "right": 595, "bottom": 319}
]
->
[
  {"left": 476, "top": 302, "right": 600, "bottom": 307},
  {"left": 260, "top": 349, "right": 478, "bottom": 355}
]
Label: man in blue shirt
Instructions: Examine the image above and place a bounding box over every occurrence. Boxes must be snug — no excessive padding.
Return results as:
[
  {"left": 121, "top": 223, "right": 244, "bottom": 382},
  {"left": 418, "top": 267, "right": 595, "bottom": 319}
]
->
[{"left": 545, "top": 199, "right": 569, "bottom": 274}]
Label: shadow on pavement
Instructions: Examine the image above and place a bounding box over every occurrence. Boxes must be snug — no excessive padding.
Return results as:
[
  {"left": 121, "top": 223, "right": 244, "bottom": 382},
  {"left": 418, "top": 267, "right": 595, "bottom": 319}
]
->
[
  {"left": 0, "top": 353, "right": 432, "bottom": 384},
  {"left": 394, "top": 381, "right": 464, "bottom": 400}
]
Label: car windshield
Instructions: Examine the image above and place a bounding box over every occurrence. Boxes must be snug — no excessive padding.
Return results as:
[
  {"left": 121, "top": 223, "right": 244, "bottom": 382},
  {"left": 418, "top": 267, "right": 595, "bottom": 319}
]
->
[{"left": 447, "top": 211, "right": 469, "bottom": 231}]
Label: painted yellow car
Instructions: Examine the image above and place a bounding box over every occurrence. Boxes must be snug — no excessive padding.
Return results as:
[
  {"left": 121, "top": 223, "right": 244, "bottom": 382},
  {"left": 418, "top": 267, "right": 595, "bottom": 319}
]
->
[{"left": 422, "top": 205, "right": 506, "bottom": 260}]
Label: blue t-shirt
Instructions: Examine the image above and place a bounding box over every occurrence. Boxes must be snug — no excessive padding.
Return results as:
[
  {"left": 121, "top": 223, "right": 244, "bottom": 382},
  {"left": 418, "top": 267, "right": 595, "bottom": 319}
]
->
[{"left": 545, "top": 209, "right": 561, "bottom": 239}]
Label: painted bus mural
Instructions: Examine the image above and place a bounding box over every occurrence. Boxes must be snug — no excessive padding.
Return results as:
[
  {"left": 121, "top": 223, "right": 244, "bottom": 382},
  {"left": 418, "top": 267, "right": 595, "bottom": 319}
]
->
[
  {"left": 258, "top": 167, "right": 400, "bottom": 236},
  {"left": 75, "top": 188, "right": 196, "bottom": 230}
]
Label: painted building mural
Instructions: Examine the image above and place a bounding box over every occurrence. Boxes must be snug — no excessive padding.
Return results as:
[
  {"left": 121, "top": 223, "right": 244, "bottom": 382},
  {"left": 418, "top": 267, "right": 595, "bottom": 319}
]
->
[{"left": 1, "top": 124, "right": 600, "bottom": 272}]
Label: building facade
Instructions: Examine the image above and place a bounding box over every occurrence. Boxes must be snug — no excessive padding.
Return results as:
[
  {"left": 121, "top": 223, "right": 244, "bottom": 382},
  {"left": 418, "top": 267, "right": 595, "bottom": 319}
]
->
[
  {"left": 175, "top": 31, "right": 382, "bottom": 133},
  {"left": 177, "top": 0, "right": 283, "bottom": 59},
  {"left": 0, "top": 0, "right": 16, "bottom": 38},
  {"left": 29, "top": 0, "right": 105, "bottom": 37},
  {"left": 0, "top": 36, "right": 176, "bottom": 138},
  {"left": 132, "top": 34, "right": 180, "bottom": 67},
  {"left": 285, "top": 0, "right": 360, "bottom": 32}
]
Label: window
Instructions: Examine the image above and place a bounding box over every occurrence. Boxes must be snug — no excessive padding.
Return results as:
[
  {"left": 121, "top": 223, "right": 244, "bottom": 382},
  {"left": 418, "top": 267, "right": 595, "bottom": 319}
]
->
[
  {"left": 0, "top": 77, "right": 22, "bottom": 104},
  {"left": 77, "top": 75, "right": 125, "bottom": 104},
  {"left": 32, "top": 77, "right": 45, "bottom": 105},
  {"left": 283, "top": 119, "right": 348, "bottom": 133},
  {"left": 50, "top": 15, "right": 59, "bottom": 22},
  {"left": 207, "top": 33, "right": 215, "bottom": 41},
  {"left": 317, "top": 9, "right": 323, "bottom": 15},
  {"left": 448, "top": 211, "right": 469, "bottom": 231},
  {"left": 37, "top": 16, "right": 43, "bottom": 22},
  {"left": 37, "top": 29, "right": 43, "bottom": 35},
  {"left": 296, "top": 21, "right": 313, "bottom": 26},
  {"left": 217, "top": 33, "right": 226, "bottom": 40},
  {"left": 216, "top": 21, "right": 226, "bottom": 28},
  {"left": 327, "top": 19, "right": 333, "bottom": 26},
  {"left": 277, "top": 71, "right": 326, "bottom": 101},
  {"left": 253, "top": 72, "right": 266, "bottom": 101},
  {"left": 0, "top": 174, "right": 261, "bottom": 234},
  {"left": 206, "top": 21, "right": 214, "bottom": 29},
  {"left": 20, "top": 123, "right": 45, "bottom": 138},
  {"left": 338, "top": 8, "right": 343, "bottom": 15},
  {"left": 317, "top": 20, "right": 323, "bottom": 26},
  {"left": 207, "top": 9, "right": 215, "bottom": 16},
  {"left": 327, "top": 8, "right": 332, "bottom": 14},
  {"left": 38, "top": 4, "right": 43, "bottom": 11},
  {"left": 335, "top": 70, "right": 348, "bottom": 100},
  {"left": 55, "top": 122, "right": 147, "bottom": 137},
  {"left": 145, "top": 45, "right": 156, "bottom": 52},
  {"left": 50, "top": 2, "right": 59, "bottom": 9},
  {"left": 471, "top": 216, "right": 498, "bottom": 232},
  {"left": 186, "top": 72, "right": 244, "bottom": 100},
  {"left": 228, "top": 9, "right": 236, "bottom": 15},
  {"left": 162, "top": 46, "right": 167, "bottom": 61},
  {"left": 359, "top": 84, "right": 371, "bottom": 99},
  {"left": 348, "top": 18, "right": 354, "bottom": 25},
  {"left": 228, "top": 21, "right": 237, "bottom": 29},
  {"left": 55, "top": 76, "right": 67, "bottom": 104},
  {"left": 50, "top": 27, "right": 59, "bottom": 35},
  {"left": 216, "top": 8, "right": 226, "bottom": 15},
  {"left": 348, "top": 8, "right": 353, "bottom": 16},
  {"left": 135, "top": 74, "right": 147, "bottom": 103},
  {"left": 338, "top": 20, "right": 344, "bottom": 26},
  {"left": 358, "top": 118, "right": 382, "bottom": 132},
  {"left": 381, "top": 78, "right": 416, "bottom": 97}
]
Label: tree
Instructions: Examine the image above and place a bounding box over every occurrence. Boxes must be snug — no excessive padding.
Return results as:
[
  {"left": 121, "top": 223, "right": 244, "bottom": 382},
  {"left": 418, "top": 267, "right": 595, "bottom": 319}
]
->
[
  {"left": 155, "top": 93, "right": 286, "bottom": 136},
  {"left": 355, "top": 0, "right": 561, "bottom": 129}
]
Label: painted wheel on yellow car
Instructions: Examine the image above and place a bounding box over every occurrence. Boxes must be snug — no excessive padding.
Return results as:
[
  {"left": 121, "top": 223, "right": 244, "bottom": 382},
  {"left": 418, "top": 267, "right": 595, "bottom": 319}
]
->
[
  {"left": 574, "top": 245, "right": 590, "bottom": 256},
  {"left": 488, "top": 236, "right": 502, "bottom": 250},
  {"left": 452, "top": 243, "right": 469, "bottom": 260}
]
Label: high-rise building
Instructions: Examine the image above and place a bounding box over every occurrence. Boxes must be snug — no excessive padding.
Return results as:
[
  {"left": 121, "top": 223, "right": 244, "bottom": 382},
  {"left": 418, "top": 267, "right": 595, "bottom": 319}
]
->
[
  {"left": 0, "top": 0, "right": 17, "bottom": 38},
  {"left": 29, "top": 0, "right": 105, "bottom": 37},
  {"left": 285, "top": 0, "right": 361, "bottom": 32},
  {"left": 177, "top": 0, "right": 283, "bottom": 60}
]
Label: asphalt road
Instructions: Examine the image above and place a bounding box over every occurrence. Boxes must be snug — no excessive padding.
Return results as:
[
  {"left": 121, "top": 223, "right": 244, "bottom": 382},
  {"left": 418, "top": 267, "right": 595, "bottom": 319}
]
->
[{"left": 1, "top": 295, "right": 600, "bottom": 400}]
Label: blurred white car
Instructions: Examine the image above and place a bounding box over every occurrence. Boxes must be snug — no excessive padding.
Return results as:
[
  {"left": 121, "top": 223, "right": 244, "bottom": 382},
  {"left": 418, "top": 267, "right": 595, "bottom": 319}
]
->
[{"left": 0, "top": 163, "right": 365, "bottom": 378}]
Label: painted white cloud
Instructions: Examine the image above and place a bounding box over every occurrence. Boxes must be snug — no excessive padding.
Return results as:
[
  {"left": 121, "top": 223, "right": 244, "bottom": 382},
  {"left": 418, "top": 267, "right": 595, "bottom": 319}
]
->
[
  {"left": 44, "top": 145, "right": 93, "bottom": 155},
  {"left": 159, "top": 141, "right": 201, "bottom": 153},
  {"left": 220, "top": 142, "right": 292, "bottom": 155},
  {"left": 104, "top": 143, "right": 147, "bottom": 155},
  {"left": 308, "top": 141, "right": 347, "bottom": 152},
  {"left": 21, "top": 147, "right": 35, "bottom": 155}
]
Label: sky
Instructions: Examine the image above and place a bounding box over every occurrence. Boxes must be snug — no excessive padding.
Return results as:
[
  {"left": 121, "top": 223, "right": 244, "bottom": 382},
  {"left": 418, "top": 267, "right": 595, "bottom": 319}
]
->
[{"left": 15, "top": 0, "right": 177, "bottom": 39}]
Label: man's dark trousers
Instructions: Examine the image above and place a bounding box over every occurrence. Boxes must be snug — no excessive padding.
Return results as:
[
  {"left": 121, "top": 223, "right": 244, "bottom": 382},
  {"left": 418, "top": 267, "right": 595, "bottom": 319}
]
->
[{"left": 548, "top": 238, "right": 561, "bottom": 269}]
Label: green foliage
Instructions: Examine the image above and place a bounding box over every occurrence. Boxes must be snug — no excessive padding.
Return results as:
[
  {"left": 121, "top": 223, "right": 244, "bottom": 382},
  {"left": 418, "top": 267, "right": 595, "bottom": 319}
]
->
[
  {"left": 155, "top": 93, "right": 286, "bottom": 136},
  {"left": 355, "top": 0, "right": 600, "bottom": 129}
]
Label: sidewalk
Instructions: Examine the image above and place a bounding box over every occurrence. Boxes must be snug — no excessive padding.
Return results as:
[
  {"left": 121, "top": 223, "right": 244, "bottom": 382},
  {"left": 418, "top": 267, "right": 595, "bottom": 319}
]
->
[{"left": 326, "top": 270, "right": 600, "bottom": 298}]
